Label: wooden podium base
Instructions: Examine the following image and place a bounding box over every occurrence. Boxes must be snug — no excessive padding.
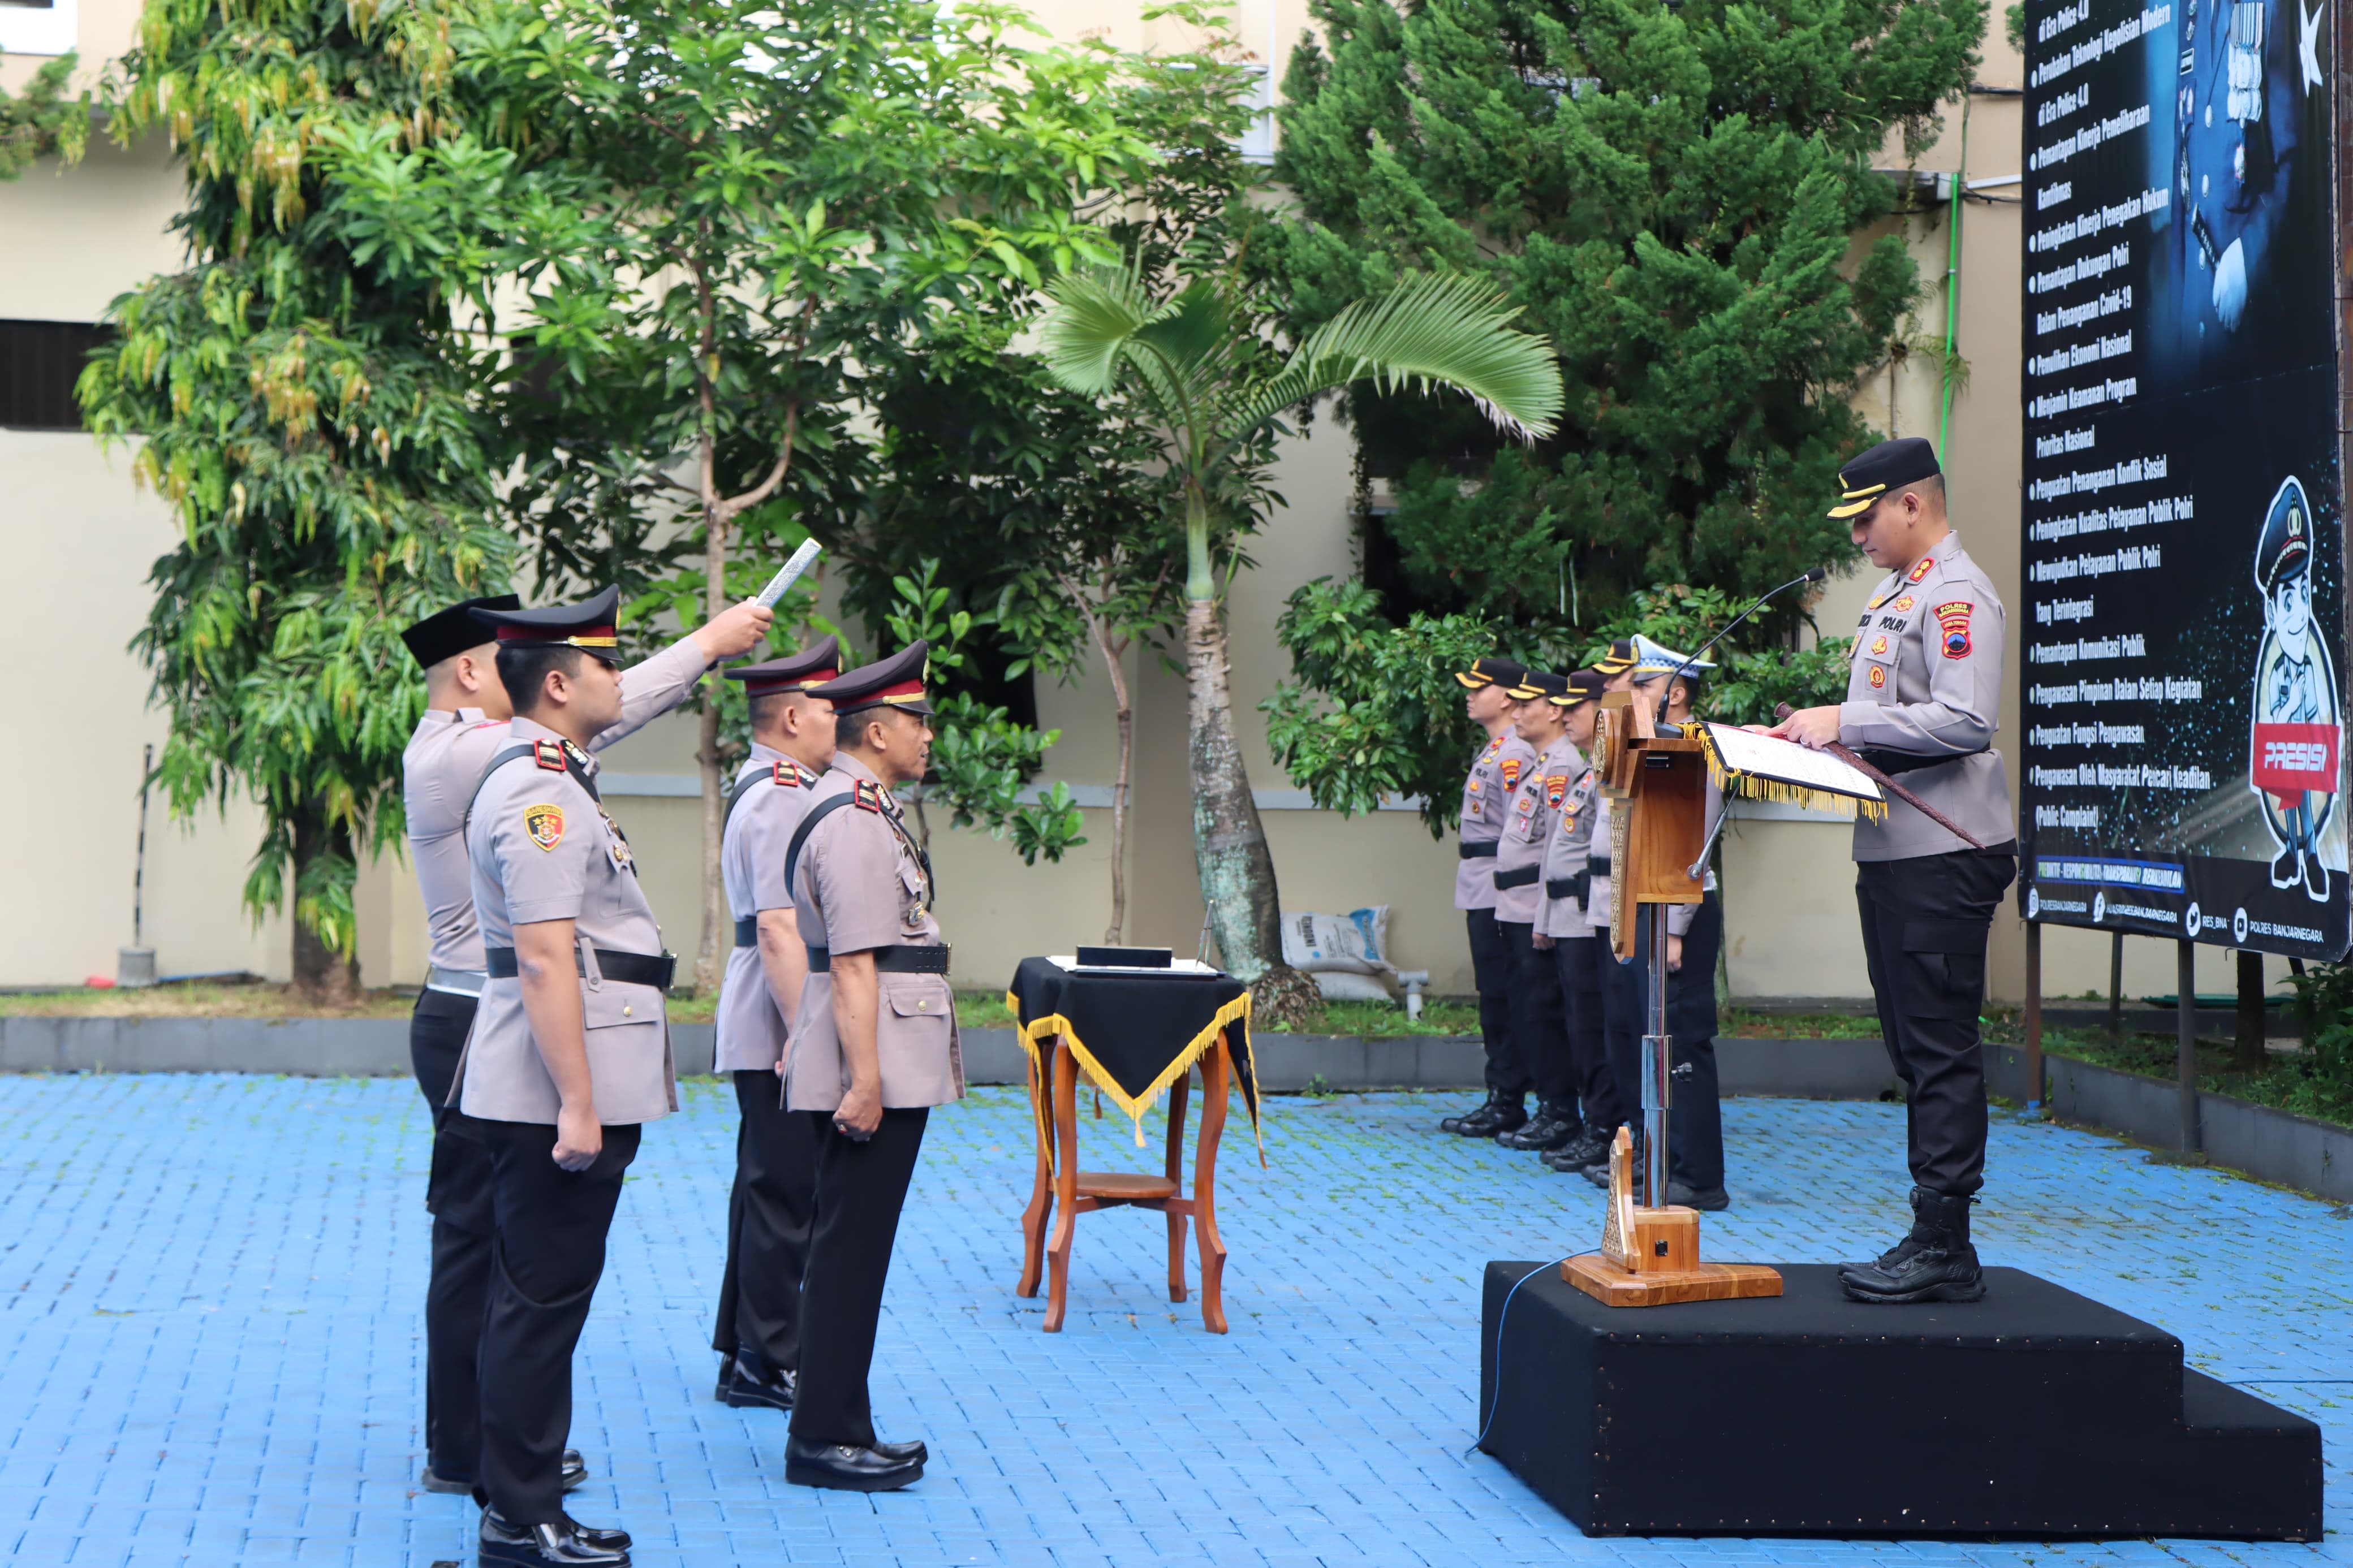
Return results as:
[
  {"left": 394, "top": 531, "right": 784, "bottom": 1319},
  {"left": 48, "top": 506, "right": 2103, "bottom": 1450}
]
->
[
  {"left": 1566, "top": 1128, "right": 1783, "bottom": 1308},
  {"left": 1563, "top": 1252, "right": 1785, "bottom": 1307}
]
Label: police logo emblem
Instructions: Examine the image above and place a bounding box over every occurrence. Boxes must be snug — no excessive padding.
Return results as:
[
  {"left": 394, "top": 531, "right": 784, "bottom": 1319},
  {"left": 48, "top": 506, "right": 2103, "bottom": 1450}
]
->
[
  {"left": 1545, "top": 773, "right": 1570, "bottom": 809},
  {"left": 1501, "top": 758, "right": 1525, "bottom": 791},
  {"left": 1935, "top": 601, "right": 1974, "bottom": 659},
  {"left": 1894, "top": 595, "right": 1915, "bottom": 611},
  {"left": 524, "top": 803, "right": 565, "bottom": 850},
  {"left": 1869, "top": 664, "right": 1887, "bottom": 689},
  {"left": 1870, "top": 634, "right": 1888, "bottom": 656}
]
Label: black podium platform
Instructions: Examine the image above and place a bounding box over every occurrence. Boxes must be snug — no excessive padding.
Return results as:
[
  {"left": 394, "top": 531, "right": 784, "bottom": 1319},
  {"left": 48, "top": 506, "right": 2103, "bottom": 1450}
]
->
[{"left": 1479, "top": 1262, "right": 2321, "bottom": 1539}]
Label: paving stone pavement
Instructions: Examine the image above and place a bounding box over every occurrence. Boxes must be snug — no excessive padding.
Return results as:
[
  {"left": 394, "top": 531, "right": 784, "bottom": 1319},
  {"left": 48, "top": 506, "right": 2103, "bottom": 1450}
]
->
[{"left": 0, "top": 1072, "right": 2345, "bottom": 1568}]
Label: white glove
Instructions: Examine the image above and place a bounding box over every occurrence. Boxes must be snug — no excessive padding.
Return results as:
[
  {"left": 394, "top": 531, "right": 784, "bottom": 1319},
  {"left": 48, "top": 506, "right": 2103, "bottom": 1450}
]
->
[{"left": 2213, "top": 237, "right": 2249, "bottom": 330}]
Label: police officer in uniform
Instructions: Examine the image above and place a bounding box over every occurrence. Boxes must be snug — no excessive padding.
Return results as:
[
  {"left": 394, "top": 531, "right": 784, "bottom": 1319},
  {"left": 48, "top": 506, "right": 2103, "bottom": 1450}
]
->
[
  {"left": 456, "top": 587, "right": 710, "bottom": 1567},
  {"left": 709, "top": 640, "right": 839, "bottom": 1416},
  {"left": 1772, "top": 437, "right": 2015, "bottom": 1303},
  {"left": 1533, "top": 669, "right": 1618, "bottom": 1177},
  {"left": 397, "top": 589, "right": 766, "bottom": 1501},
  {"left": 781, "top": 643, "right": 958, "bottom": 1491},
  {"left": 1489, "top": 668, "right": 1587, "bottom": 1154},
  {"left": 1440, "top": 656, "right": 1538, "bottom": 1137}
]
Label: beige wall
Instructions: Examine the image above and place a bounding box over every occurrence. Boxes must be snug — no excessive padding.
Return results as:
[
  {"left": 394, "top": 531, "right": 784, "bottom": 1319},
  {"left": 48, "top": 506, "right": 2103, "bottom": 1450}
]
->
[{"left": 3, "top": 3, "right": 2293, "bottom": 1005}]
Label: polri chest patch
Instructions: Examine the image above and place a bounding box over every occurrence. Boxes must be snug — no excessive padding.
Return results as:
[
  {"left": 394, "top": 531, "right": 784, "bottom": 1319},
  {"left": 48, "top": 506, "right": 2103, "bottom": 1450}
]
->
[{"left": 1936, "top": 601, "right": 1975, "bottom": 658}]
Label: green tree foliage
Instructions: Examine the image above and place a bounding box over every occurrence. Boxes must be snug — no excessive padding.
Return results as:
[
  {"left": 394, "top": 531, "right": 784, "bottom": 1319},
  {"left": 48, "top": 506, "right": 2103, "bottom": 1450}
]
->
[
  {"left": 322, "top": 0, "right": 1160, "bottom": 988},
  {"left": 1, "top": 53, "right": 90, "bottom": 179},
  {"left": 79, "top": 0, "right": 508, "bottom": 996},
  {"left": 1256, "top": 0, "right": 1984, "bottom": 629}
]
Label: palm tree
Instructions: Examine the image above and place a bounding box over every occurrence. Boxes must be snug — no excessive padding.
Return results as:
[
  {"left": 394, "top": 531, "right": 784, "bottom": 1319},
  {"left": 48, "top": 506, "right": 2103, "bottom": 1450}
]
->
[{"left": 1040, "top": 266, "right": 1563, "bottom": 1021}]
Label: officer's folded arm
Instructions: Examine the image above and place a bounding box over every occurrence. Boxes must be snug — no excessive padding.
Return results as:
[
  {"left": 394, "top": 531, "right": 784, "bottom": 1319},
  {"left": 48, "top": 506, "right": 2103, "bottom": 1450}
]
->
[
  {"left": 827, "top": 948, "right": 885, "bottom": 1140},
  {"left": 513, "top": 917, "right": 602, "bottom": 1169}
]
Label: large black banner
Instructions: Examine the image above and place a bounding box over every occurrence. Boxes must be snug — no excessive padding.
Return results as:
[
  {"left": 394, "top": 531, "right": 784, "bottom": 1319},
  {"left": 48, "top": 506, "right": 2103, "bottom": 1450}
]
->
[{"left": 2019, "top": 0, "right": 2348, "bottom": 958}]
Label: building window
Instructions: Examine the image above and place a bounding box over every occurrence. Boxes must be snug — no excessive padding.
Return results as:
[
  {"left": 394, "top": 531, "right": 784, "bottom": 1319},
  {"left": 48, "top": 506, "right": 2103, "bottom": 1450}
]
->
[
  {"left": 0, "top": 0, "right": 78, "bottom": 58},
  {"left": 0, "top": 319, "right": 111, "bottom": 431}
]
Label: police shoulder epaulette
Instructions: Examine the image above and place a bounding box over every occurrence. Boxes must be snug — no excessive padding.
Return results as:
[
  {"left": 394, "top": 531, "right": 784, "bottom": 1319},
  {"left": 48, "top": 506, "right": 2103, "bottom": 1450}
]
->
[
  {"left": 532, "top": 738, "right": 567, "bottom": 772},
  {"left": 774, "top": 759, "right": 814, "bottom": 789},
  {"left": 853, "top": 778, "right": 887, "bottom": 813}
]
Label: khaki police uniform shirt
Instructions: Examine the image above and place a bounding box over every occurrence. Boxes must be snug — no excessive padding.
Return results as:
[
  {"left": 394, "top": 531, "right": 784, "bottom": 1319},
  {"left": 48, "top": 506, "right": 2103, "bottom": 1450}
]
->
[
  {"left": 714, "top": 743, "right": 823, "bottom": 1074},
  {"left": 455, "top": 716, "right": 678, "bottom": 1126},
  {"left": 1493, "top": 735, "right": 1583, "bottom": 925},
  {"left": 1454, "top": 731, "right": 1540, "bottom": 911},
  {"left": 1535, "top": 753, "right": 1599, "bottom": 940},
  {"left": 784, "top": 753, "right": 964, "bottom": 1113},
  {"left": 402, "top": 634, "right": 710, "bottom": 978},
  {"left": 1840, "top": 531, "right": 2014, "bottom": 861}
]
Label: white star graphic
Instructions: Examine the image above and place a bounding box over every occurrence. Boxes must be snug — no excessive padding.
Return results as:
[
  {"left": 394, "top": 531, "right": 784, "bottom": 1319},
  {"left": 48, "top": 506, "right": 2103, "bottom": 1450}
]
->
[{"left": 2302, "top": 0, "right": 2326, "bottom": 93}]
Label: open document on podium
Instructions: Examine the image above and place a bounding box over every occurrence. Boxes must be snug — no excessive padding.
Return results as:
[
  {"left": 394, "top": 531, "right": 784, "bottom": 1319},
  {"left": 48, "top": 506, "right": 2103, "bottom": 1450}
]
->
[{"left": 1694, "top": 723, "right": 1885, "bottom": 818}]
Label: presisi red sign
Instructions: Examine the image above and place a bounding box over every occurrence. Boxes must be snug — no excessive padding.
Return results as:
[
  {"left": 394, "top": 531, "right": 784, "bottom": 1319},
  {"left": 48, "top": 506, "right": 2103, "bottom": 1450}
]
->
[{"left": 2017, "top": 0, "right": 2350, "bottom": 958}]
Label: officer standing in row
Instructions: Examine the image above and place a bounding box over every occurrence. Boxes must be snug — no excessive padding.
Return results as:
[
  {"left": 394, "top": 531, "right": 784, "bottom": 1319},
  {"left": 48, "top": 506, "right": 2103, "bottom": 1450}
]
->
[
  {"left": 1772, "top": 436, "right": 2015, "bottom": 1304},
  {"left": 1531, "top": 668, "right": 1617, "bottom": 1178},
  {"left": 1440, "top": 657, "right": 1538, "bottom": 1138},
  {"left": 709, "top": 640, "right": 839, "bottom": 1417},
  {"left": 1488, "top": 668, "right": 1588, "bottom": 1155},
  {"left": 779, "top": 644, "right": 958, "bottom": 1492},
  {"left": 397, "top": 588, "right": 767, "bottom": 1504},
  {"left": 455, "top": 587, "right": 706, "bottom": 1568}
]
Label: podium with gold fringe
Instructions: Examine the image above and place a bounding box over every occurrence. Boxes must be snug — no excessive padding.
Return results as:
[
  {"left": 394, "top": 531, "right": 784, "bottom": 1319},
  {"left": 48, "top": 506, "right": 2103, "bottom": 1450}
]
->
[{"left": 1006, "top": 956, "right": 1263, "bottom": 1332}]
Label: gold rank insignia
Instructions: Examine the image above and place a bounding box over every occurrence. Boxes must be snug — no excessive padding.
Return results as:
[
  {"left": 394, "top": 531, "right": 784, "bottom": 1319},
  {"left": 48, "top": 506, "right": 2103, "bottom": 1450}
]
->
[
  {"left": 1907, "top": 555, "right": 1934, "bottom": 584},
  {"left": 1894, "top": 595, "right": 1915, "bottom": 611},
  {"left": 1867, "top": 592, "right": 1888, "bottom": 611},
  {"left": 524, "top": 803, "right": 565, "bottom": 850},
  {"left": 1870, "top": 634, "right": 1888, "bottom": 655}
]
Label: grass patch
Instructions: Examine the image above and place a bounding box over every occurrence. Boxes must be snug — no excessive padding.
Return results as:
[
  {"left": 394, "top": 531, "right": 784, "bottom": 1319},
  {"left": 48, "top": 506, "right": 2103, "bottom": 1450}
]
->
[
  {"left": 0, "top": 982, "right": 412, "bottom": 1020},
  {"left": 1979, "top": 1007, "right": 2353, "bottom": 1132},
  {"left": 1256, "top": 996, "right": 1484, "bottom": 1036},
  {"left": 1720, "top": 1008, "right": 1880, "bottom": 1039}
]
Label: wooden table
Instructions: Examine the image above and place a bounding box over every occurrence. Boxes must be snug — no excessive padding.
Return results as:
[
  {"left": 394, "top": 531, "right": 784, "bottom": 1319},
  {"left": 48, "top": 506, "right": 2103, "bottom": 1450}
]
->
[{"left": 1016, "top": 1023, "right": 1236, "bottom": 1333}]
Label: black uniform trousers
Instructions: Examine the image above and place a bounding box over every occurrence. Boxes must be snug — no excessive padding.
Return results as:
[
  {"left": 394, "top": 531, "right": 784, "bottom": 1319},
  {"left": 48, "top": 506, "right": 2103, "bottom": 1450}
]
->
[
  {"left": 710, "top": 1069, "right": 818, "bottom": 1378},
  {"left": 1499, "top": 919, "right": 1579, "bottom": 1116},
  {"left": 408, "top": 988, "right": 493, "bottom": 1484},
  {"left": 1598, "top": 899, "right": 1725, "bottom": 1192},
  {"left": 1551, "top": 937, "right": 1626, "bottom": 1134},
  {"left": 1464, "top": 908, "right": 1529, "bottom": 1098},
  {"left": 476, "top": 1117, "right": 643, "bottom": 1526},
  {"left": 788, "top": 1107, "right": 929, "bottom": 1449},
  {"left": 1855, "top": 845, "right": 2016, "bottom": 1198}
]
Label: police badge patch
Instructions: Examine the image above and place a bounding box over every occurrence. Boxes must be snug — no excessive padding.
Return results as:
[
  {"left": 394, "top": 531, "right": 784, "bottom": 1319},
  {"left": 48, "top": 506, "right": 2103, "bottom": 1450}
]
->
[
  {"left": 1935, "top": 601, "right": 1974, "bottom": 658},
  {"left": 1545, "top": 773, "right": 1570, "bottom": 809},
  {"left": 1501, "top": 758, "right": 1525, "bottom": 791},
  {"left": 1869, "top": 664, "right": 1887, "bottom": 689},
  {"left": 524, "top": 803, "right": 565, "bottom": 850}
]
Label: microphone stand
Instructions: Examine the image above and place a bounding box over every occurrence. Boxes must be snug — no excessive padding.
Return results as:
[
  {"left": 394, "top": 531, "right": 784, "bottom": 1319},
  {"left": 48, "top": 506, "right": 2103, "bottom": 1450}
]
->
[{"left": 1652, "top": 565, "right": 1830, "bottom": 728}]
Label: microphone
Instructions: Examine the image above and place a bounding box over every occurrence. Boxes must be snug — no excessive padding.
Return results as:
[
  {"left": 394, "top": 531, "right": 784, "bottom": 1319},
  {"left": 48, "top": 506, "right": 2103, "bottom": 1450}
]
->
[{"left": 1653, "top": 564, "right": 1830, "bottom": 725}]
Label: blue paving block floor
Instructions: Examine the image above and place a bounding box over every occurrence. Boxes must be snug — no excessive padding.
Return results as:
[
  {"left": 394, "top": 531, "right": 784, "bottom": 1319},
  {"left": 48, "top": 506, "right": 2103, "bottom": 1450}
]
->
[{"left": 0, "top": 1073, "right": 2345, "bottom": 1567}]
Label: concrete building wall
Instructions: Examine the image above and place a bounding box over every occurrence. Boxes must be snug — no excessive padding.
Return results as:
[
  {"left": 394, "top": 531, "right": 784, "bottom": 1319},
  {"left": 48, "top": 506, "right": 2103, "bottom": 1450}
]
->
[{"left": 0, "top": 2, "right": 2296, "bottom": 1005}]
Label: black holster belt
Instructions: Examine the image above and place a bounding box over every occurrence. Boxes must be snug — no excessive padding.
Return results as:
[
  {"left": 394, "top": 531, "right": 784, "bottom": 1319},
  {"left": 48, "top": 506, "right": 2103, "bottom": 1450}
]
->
[
  {"left": 1588, "top": 854, "right": 1611, "bottom": 878},
  {"left": 735, "top": 917, "right": 759, "bottom": 948},
  {"left": 485, "top": 945, "right": 676, "bottom": 992},
  {"left": 1857, "top": 745, "right": 1987, "bottom": 776},
  {"left": 1459, "top": 839, "right": 1499, "bottom": 859},
  {"left": 804, "top": 944, "right": 952, "bottom": 974},
  {"left": 1546, "top": 870, "right": 1591, "bottom": 902},
  {"left": 1493, "top": 864, "right": 1540, "bottom": 890}
]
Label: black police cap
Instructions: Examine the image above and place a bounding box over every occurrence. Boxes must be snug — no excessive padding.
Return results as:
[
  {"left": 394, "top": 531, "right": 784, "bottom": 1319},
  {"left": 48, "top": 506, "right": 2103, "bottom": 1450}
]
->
[
  {"left": 1507, "top": 669, "right": 1568, "bottom": 702},
  {"left": 1550, "top": 668, "right": 1608, "bottom": 708},
  {"left": 1830, "top": 436, "right": 1941, "bottom": 519},
  {"left": 1455, "top": 655, "right": 1528, "bottom": 691},
  {"left": 468, "top": 585, "right": 623, "bottom": 654},
  {"left": 811, "top": 640, "right": 933, "bottom": 718},
  {"left": 401, "top": 594, "right": 522, "bottom": 671},
  {"left": 724, "top": 636, "right": 841, "bottom": 696},
  {"left": 2255, "top": 477, "right": 2314, "bottom": 593}
]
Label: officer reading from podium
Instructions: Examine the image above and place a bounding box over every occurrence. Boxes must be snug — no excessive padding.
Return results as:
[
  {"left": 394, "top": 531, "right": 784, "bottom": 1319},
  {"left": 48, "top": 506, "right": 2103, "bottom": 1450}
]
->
[
  {"left": 781, "top": 641, "right": 958, "bottom": 1492},
  {"left": 1772, "top": 436, "right": 2015, "bottom": 1305}
]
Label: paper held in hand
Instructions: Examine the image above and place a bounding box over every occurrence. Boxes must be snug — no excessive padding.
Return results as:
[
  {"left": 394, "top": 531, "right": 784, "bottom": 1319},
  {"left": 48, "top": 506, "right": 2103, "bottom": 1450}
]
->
[
  {"left": 754, "top": 538, "right": 824, "bottom": 608},
  {"left": 1693, "top": 722, "right": 1886, "bottom": 821}
]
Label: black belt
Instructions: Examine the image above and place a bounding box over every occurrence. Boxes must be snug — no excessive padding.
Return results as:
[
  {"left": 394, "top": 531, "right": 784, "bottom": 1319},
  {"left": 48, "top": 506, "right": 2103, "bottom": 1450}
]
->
[
  {"left": 1546, "top": 870, "right": 1591, "bottom": 901},
  {"left": 804, "top": 944, "right": 952, "bottom": 974},
  {"left": 484, "top": 945, "right": 676, "bottom": 992},
  {"left": 1857, "top": 745, "right": 1988, "bottom": 776},
  {"left": 735, "top": 916, "right": 759, "bottom": 948},
  {"left": 1588, "top": 855, "right": 1611, "bottom": 877},
  {"left": 1493, "top": 864, "right": 1540, "bottom": 890},
  {"left": 1459, "top": 840, "right": 1499, "bottom": 859}
]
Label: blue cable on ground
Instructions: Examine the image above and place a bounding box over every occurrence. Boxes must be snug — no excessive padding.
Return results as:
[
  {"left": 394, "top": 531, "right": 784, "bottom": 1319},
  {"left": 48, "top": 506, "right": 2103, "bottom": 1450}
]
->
[{"left": 1467, "top": 1254, "right": 1587, "bottom": 1459}]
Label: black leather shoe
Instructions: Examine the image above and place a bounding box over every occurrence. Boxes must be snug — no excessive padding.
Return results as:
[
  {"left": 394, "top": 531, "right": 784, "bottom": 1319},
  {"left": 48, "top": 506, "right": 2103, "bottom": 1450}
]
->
[
  {"left": 784, "top": 1434, "right": 924, "bottom": 1492},
  {"left": 560, "top": 1449, "right": 588, "bottom": 1493},
  {"left": 479, "top": 1506, "right": 630, "bottom": 1567},
  {"left": 1442, "top": 1093, "right": 1527, "bottom": 1138},
  {"left": 713, "top": 1352, "right": 736, "bottom": 1402},
  {"left": 722, "top": 1359, "right": 796, "bottom": 1413},
  {"left": 1841, "top": 1186, "right": 1985, "bottom": 1303},
  {"left": 872, "top": 1437, "right": 929, "bottom": 1465},
  {"left": 1665, "top": 1181, "right": 1730, "bottom": 1212},
  {"left": 1499, "top": 1101, "right": 1581, "bottom": 1152}
]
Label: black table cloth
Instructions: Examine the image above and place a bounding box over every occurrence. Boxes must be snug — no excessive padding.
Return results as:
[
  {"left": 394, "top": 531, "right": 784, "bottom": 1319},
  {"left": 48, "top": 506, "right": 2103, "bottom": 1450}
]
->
[{"left": 1006, "top": 956, "right": 1261, "bottom": 1146}]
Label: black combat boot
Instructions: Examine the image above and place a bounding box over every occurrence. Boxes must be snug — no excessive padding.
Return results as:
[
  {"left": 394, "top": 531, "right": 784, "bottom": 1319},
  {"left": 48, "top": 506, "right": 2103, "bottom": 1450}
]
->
[
  {"left": 1544, "top": 1125, "right": 1611, "bottom": 1174},
  {"left": 1440, "top": 1092, "right": 1527, "bottom": 1138},
  {"left": 1498, "top": 1100, "right": 1580, "bottom": 1152},
  {"left": 1839, "top": 1186, "right": 1985, "bottom": 1303}
]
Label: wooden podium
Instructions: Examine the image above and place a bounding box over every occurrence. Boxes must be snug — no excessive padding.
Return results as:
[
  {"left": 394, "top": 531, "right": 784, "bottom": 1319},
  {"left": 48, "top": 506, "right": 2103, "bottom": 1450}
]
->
[{"left": 1561, "top": 691, "right": 1781, "bottom": 1308}]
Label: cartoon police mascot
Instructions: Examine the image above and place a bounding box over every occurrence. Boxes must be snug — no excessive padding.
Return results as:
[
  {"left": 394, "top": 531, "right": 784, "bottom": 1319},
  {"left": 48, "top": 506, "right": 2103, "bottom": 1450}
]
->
[{"left": 2249, "top": 476, "right": 2341, "bottom": 901}]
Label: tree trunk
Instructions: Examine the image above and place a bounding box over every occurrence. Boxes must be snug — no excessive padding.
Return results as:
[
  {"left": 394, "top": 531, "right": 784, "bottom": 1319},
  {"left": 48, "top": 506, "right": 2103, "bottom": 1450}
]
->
[
  {"left": 289, "top": 804, "right": 357, "bottom": 1004},
  {"left": 1182, "top": 596, "right": 1320, "bottom": 1026}
]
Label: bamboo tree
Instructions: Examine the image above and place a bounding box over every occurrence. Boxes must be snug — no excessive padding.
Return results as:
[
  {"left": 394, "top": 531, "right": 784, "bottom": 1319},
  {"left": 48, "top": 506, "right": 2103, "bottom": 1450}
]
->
[{"left": 1039, "top": 266, "right": 1563, "bottom": 1017}]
